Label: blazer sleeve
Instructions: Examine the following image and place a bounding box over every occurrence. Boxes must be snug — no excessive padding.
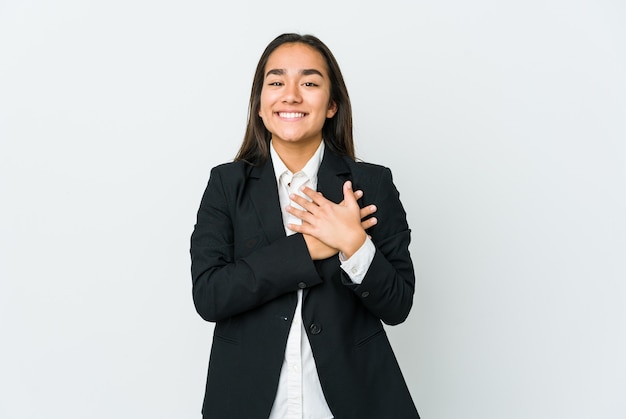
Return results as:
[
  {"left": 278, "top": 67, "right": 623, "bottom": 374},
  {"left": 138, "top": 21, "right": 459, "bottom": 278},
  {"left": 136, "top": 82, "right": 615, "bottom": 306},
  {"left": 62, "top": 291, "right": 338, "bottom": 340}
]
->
[
  {"left": 342, "top": 166, "right": 415, "bottom": 325},
  {"left": 190, "top": 166, "right": 322, "bottom": 323}
]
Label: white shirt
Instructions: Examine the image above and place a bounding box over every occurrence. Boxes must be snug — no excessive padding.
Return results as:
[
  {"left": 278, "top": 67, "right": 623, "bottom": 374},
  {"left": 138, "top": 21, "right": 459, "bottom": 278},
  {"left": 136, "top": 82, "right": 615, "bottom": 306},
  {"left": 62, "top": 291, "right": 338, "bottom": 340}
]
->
[{"left": 268, "top": 141, "right": 376, "bottom": 419}]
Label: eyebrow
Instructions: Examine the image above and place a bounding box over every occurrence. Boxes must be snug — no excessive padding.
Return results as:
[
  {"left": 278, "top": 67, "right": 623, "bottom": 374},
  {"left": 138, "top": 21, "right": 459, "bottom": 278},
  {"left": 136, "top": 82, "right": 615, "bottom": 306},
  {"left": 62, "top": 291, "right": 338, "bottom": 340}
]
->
[{"left": 265, "top": 68, "right": 324, "bottom": 78}]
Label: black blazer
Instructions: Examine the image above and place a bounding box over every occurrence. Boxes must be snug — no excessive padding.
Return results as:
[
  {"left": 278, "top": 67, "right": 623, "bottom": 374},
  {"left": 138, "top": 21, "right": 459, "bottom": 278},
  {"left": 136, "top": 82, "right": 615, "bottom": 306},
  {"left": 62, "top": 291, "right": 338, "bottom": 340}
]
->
[{"left": 191, "top": 148, "right": 419, "bottom": 418}]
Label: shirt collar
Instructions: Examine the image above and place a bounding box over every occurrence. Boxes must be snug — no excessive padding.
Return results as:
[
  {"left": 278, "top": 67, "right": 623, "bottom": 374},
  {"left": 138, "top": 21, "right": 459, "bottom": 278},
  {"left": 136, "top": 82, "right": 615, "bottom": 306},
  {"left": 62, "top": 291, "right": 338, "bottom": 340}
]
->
[{"left": 270, "top": 140, "right": 325, "bottom": 185}]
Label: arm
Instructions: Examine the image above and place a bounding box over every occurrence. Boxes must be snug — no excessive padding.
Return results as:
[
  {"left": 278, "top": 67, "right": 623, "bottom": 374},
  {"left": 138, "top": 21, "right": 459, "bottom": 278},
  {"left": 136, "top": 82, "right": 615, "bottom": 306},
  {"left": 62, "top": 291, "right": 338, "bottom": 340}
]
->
[
  {"left": 288, "top": 167, "right": 415, "bottom": 325},
  {"left": 347, "top": 167, "right": 415, "bottom": 325},
  {"left": 190, "top": 167, "right": 321, "bottom": 323}
]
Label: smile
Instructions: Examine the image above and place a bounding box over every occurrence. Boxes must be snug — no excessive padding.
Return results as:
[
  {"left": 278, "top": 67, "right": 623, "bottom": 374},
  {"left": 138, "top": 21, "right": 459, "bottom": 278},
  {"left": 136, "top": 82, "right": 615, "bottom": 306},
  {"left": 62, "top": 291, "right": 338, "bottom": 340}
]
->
[{"left": 277, "top": 112, "right": 306, "bottom": 119}]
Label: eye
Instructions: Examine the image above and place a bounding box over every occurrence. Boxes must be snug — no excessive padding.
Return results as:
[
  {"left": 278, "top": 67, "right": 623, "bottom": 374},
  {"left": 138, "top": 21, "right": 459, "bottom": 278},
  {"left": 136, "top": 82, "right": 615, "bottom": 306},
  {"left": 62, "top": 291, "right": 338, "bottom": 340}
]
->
[
  {"left": 268, "top": 81, "right": 283, "bottom": 86},
  {"left": 303, "top": 82, "right": 318, "bottom": 87}
]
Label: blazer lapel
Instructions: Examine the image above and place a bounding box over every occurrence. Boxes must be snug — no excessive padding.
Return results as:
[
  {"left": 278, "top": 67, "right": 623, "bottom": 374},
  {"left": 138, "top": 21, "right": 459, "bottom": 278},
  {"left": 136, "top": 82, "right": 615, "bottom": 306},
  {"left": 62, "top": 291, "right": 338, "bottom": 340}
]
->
[
  {"left": 248, "top": 157, "right": 286, "bottom": 245},
  {"left": 317, "top": 149, "right": 351, "bottom": 203},
  {"left": 248, "top": 150, "right": 351, "bottom": 245}
]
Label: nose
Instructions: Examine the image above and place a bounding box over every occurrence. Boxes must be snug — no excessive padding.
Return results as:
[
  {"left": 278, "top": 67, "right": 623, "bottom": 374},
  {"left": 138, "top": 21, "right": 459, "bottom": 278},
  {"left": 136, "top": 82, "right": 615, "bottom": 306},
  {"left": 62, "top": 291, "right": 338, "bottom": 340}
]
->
[{"left": 282, "top": 83, "right": 302, "bottom": 104}]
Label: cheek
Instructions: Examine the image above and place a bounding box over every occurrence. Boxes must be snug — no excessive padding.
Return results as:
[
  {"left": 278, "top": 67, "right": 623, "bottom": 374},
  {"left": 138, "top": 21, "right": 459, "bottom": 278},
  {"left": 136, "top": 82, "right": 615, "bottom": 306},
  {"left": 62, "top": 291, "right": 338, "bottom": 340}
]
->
[
  {"left": 258, "top": 100, "right": 269, "bottom": 118},
  {"left": 258, "top": 93, "right": 274, "bottom": 117}
]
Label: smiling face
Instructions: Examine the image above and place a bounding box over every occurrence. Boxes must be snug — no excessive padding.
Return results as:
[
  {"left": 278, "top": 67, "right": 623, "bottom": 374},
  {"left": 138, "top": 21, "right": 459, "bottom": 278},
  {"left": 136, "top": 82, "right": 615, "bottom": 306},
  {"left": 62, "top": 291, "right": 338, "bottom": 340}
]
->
[{"left": 258, "top": 42, "right": 337, "bottom": 153}]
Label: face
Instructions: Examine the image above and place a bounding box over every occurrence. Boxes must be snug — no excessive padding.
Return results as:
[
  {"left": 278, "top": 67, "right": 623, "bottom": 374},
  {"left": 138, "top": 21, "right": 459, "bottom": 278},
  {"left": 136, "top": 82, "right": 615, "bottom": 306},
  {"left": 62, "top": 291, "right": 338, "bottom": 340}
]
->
[{"left": 258, "top": 42, "right": 337, "bottom": 150}]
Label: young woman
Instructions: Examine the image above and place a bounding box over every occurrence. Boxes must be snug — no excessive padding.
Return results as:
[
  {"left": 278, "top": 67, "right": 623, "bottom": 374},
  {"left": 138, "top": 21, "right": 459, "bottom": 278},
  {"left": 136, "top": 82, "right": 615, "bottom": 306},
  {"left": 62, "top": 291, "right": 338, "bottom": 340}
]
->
[{"left": 191, "top": 33, "right": 419, "bottom": 419}]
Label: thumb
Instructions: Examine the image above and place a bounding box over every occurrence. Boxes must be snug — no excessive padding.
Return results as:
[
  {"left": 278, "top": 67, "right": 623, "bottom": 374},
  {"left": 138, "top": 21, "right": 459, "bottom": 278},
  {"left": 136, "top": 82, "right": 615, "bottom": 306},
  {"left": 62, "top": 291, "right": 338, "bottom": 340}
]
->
[{"left": 342, "top": 180, "right": 357, "bottom": 206}]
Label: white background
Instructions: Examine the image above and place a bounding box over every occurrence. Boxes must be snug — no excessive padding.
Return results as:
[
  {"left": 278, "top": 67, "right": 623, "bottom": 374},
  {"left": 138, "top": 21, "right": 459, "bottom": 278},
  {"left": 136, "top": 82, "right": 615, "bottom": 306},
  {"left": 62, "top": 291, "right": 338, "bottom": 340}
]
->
[{"left": 1, "top": 1, "right": 625, "bottom": 418}]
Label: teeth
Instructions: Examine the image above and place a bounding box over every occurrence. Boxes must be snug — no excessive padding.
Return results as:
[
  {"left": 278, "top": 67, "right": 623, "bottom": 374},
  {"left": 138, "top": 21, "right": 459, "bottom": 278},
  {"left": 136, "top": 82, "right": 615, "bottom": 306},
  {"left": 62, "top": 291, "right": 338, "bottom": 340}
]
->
[{"left": 278, "top": 112, "right": 305, "bottom": 119}]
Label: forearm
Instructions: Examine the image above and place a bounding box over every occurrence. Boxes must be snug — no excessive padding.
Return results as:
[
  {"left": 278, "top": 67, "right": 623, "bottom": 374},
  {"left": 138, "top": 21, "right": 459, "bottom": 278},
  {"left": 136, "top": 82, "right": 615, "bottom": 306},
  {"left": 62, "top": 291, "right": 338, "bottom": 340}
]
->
[
  {"left": 341, "top": 166, "right": 415, "bottom": 325},
  {"left": 191, "top": 233, "right": 322, "bottom": 322},
  {"left": 341, "top": 230, "right": 415, "bottom": 325}
]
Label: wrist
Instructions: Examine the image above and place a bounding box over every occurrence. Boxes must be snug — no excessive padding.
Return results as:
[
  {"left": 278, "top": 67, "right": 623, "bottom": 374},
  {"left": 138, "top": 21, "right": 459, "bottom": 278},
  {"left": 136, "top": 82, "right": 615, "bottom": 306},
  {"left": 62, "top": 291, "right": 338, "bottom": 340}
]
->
[{"left": 340, "top": 230, "right": 367, "bottom": 259}]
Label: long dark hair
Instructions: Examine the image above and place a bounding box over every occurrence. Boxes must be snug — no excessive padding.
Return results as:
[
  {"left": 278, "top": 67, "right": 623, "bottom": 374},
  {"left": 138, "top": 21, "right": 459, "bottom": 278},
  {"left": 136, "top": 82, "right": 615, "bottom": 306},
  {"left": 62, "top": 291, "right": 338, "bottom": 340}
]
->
[{"left": 235, "top": 33, "right": 354, "bottom": 165}]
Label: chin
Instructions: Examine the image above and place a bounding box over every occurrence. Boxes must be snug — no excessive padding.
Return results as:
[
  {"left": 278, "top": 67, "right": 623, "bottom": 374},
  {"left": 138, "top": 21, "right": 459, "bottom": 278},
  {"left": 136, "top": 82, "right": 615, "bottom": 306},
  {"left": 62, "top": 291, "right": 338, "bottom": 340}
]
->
[{"left": 275, "top": 134, "right": 306, "bottom": 143}]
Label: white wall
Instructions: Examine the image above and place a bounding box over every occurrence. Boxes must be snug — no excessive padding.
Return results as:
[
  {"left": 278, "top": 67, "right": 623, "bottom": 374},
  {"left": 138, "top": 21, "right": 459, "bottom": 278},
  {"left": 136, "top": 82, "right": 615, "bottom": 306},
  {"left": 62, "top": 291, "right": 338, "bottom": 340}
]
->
[{"left": 1, "top": 1, "right": 625, "bottom": 418}]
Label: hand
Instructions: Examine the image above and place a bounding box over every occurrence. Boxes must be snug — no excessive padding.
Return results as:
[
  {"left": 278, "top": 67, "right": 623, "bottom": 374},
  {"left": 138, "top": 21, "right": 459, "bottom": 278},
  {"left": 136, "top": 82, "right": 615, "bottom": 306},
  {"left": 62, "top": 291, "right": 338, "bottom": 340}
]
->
[
  {"left": 297, "top": 188, "right": 377, "bottom": 260},
  {"left": 287, "top": 181, "right": 372, "bottom": 258}
]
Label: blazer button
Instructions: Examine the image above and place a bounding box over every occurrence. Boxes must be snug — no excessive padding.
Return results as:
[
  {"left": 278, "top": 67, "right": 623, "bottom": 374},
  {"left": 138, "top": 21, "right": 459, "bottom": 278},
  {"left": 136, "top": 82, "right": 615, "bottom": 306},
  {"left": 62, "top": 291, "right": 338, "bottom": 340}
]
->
[
  {"left": 309, "top": 323, "right": 322, "bottom": 335},
  {"left": 298, "top": 281, "right": 307, "bottom": 289},
  {"left": 361, "top": 291, "right": 370, "bottom": 298}
]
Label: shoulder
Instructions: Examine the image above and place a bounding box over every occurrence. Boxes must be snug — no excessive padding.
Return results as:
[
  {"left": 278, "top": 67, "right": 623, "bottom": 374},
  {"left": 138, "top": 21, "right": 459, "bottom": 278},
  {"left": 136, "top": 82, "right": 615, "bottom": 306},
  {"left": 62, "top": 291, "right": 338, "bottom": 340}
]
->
[
  {"left": 322, "top": 150, "right": 395, "bottom": 188},
  {"left": 199, "top": 161, "right": 255, "bottom": 199},
  {"left": 325, "top": 151, "right": 390, "bottom": 176},
  {"left": 346, "top": 158, "right": 394, "bottom": 184},
  {"left": 207, "top": 159, "right": 261, "bottom": 184},
  {"left": 199, "top": 160, "right": 259, "bottom": 206},
  {"left": 210, "top": 160, "right": 251, "bottom": 176},
  {"left": 351, "top": 159, "right": 390, "bottom": 174}
]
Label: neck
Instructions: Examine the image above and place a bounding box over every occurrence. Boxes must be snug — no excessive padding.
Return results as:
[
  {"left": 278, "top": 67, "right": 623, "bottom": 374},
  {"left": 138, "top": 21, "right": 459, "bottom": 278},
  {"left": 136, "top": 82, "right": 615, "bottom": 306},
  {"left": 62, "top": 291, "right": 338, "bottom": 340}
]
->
[{"left": 272, "top": 139, "right": 322, "bottom": 172}]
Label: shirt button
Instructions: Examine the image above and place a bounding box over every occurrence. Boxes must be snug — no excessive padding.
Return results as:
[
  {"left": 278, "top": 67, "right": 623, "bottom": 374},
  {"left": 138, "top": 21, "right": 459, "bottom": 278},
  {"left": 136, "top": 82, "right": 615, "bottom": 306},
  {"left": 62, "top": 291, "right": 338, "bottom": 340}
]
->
[
  {"left": 298, "top": 281, "right": 307, "bottom": 289},
  {"left": 309, "top": 323, "right": 322, "bottom": 335},
  {"left": 361, "top": 291, "right": 370, "bottom": 298},
  {"left": 351, "top": 267, "right": 358, "bottom": 274}
]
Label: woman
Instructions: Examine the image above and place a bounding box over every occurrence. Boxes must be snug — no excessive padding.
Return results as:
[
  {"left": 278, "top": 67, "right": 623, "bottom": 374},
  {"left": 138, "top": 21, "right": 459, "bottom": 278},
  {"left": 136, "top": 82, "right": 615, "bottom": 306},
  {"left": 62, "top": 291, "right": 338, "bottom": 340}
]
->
[{"left": 191, "top": 33, "right": 419, "bottom": 419}]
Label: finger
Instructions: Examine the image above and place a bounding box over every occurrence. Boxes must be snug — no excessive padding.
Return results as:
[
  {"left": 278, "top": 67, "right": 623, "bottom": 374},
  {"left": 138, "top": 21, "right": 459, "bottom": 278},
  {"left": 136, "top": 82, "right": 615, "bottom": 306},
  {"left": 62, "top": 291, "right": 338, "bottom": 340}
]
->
[
  {"left": 342, "top": 181, "right": 357, "bottom": 206},
  {"left": 359, "top": 204, "right": 377, "bottom": 220},
  {"left": 289, "top": 193, "right": 317, "bottom": 213},
  {"left": 287, "top": 222, "right": 301, "bottom": 232},
  {"left": 299, "top": 186, "right": 327, "bottom": 205},
  {"left": 287, "top": 221, "right": 316, "bottom": 236},
  {"left": 324, "top": 189, "right": 363, "bottom": 208},
  {"left": 361, "top": 216, "right": 377, "bottom": 230},
  {"left": 286, "top": 204, "right": 314, "bottom": 223}
]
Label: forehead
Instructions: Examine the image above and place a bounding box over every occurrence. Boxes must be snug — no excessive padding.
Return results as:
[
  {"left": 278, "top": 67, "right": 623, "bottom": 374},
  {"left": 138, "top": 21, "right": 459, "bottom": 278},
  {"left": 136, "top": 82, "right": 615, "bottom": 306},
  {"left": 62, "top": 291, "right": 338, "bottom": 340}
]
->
[{"left": 264, "top": 43, "right": 329, "bottom": 75}]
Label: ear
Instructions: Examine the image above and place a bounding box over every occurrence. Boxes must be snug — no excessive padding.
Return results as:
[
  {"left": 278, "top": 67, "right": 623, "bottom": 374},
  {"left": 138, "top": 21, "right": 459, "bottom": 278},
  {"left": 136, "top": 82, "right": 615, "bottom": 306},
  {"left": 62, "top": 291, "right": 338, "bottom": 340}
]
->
[{"left": 326, "top": 101, "right": 338, "bottom": 118}]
